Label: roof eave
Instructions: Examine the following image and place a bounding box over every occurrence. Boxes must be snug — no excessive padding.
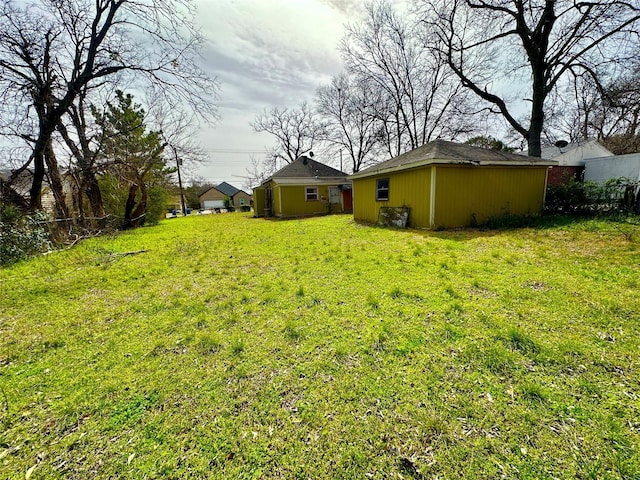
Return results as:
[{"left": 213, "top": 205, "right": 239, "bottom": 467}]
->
[
  {"left": 270, "top": 177, "right": 352, "bottom": 185},
  {"left": 350, "top": 158, "right": 557, "bottom": 178}
]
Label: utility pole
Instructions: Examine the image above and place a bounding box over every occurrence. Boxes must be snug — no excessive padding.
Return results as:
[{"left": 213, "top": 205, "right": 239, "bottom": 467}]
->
[{"left": 173, "top": 147, "right": 187, "bottom": 215}]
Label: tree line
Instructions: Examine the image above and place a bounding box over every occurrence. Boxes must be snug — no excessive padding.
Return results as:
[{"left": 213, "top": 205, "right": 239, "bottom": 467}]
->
[
  {"left": 250, "top": 0, "right": 640, "bottom": 181},
  {"left": 0, "top": 0, "right": 218, "bottom": 234}
]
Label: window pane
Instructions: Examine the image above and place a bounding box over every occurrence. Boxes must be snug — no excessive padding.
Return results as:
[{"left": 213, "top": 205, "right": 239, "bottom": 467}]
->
[
  {"left": 305, "top": 187, "right": 318, "bottom": 201},
  {"left": 376, "top": 178, "right": 389, "bottom": 201}
]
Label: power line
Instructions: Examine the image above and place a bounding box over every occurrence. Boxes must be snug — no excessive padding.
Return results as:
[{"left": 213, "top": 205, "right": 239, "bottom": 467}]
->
[{"left": 204, "top": 148, "right": 265, "bottom": 154}]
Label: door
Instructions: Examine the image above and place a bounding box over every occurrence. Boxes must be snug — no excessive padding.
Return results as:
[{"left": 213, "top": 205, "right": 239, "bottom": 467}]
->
[
  {"left": 329, "top": 187, "right": 341, "bottom": 205},
  {"left": 342, "top": 188, "right": 353, "bottom": 212}
]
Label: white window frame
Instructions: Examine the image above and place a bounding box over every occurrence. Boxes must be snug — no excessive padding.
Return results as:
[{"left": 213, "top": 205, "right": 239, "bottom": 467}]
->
[
  {"left": 305, "top": 187, "right": 318, "bottom": 201},
  {"left": 376, "top": 178, "right": 389, "bottom": 201}
]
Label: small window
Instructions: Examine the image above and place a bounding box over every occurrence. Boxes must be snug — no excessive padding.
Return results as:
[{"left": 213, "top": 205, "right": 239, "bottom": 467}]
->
[
  {"left": 305, "top": 187, "right": 318, "bottom": 201},
  {"left": 240, "top": 198, "right": 245, "bottom": 206},
  {"left": 376, "top": 178, "right": 389, "bottom": 201}
]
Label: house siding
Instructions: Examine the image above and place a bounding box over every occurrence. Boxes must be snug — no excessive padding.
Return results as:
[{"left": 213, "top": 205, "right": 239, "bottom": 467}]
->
[
  {"left": 353, "top": 165, "right": 548, "bottom": 229},
  {"left": 199, "top": 187, "right": 225, "bottom": 207},
  {"left": 547, "top": 166, "right": 584, "bottom": 185},
  {"left": 273, "top": 185, "right": 282, "bottom": 216},
  {"left": 253, "top": 188, "right": 266, "bottom": 216},
  {"left": 275, "top": 184, "right": 332, "bottom": 217},
  {"left": 433, "top": 166, "right": 548, "bottom": 228},
  {"left": 584, "top": 154, "right": 640, "bottom": 183},
  {"left": 233, "top": 190, "right": 252, "bottom": 208},
  {"left": 353, "top": 168, "right": 432, "bottom": 227}
]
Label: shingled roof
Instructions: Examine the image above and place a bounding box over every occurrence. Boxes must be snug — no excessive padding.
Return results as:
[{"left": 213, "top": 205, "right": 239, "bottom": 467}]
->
[
  {"left": 263, "top": 156, "right": 348, "bottom": 184},
  {"left": 351, "top": 140, "right": 557, "bottom": 179},
  {"left": 215, "top": 181, "right": 241, "bottom": 197}
]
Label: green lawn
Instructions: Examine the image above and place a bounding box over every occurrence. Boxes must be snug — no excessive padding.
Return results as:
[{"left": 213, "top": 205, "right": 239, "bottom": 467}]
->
[{"left": 1, "top": 213, "right": 639, "bottom": 479}]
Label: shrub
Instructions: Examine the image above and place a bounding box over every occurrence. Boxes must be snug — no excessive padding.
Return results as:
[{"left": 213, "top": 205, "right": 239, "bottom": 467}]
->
[
  {"left": 98, "top": 175, "right": 170, "bottom": 228},
  {"left": 0, "top": 205, "right": 52, "bottom": 265},
  {"left": 545, "top": 177, "right": 637, "bottom": 215},
  {"left": 145, "top": 185, "right": 169, "bottom": 226}
]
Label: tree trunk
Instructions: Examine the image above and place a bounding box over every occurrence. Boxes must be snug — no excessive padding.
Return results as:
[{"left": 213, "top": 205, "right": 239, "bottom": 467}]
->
[
  {"left": 29, "top": 139, "right": 47, "bottom": 211},
  {"left": 44, "top": 139, "right": 69, "bottom": 220},
  {"left": 83, "top": 170, "right": 106, "bottom": 219},
  {"left": 56, "top": 116, "right": 106, "bottom": 221},
  {"left": 527, "top": 72, "right": 547, "bottom": 158},
  {"left": 123, "top": 182, "right": 147, "bottom": 229}
]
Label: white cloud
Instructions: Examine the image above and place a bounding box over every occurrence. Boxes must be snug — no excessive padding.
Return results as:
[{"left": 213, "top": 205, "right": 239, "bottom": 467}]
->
[{"left": 190, "top": 0, "right": 350, "bottom": 185}]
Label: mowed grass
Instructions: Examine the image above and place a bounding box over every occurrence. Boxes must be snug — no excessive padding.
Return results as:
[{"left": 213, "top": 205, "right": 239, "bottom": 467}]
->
[{"left": 1, "top": 213, "right": 639, "bottom": 479}]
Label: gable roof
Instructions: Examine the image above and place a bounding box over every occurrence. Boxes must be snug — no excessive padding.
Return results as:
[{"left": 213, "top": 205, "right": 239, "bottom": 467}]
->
[
  {"left": 538, "top": 139, "right": 613, "bottom": 166},
  {"left": 262, "top": 156, "right": 348, "bottom": 185},
  {"left": 198, "top": 185, "right": 224, "bottom": 199},
  {"left": 198, "top": 182, "right": 249, "bottom": 199},
  {"left": 215, "top": 181, "right": 241, "bottom": 197},
  {"left": 350, "top": 140, "right": 557, "bottom": 179}
]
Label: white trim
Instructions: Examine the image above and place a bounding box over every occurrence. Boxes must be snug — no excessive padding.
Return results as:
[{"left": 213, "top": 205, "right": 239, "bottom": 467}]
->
[
  {"left": 429, "top": 166, "right": 436, "bottom": 229},
  {"left": 305, "top": 186, "right": 319, "bottom": 201},
  {"left": 270, "top": 177, "right": 351, "bottom": 186},
  {"left": 375, "top": 177, "right": 390, "bottom": 201}
]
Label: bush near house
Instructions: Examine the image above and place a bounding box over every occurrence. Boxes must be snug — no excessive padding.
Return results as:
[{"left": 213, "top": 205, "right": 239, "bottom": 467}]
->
[
  {"left": 545, "top": 177, "right": 639, "bottom": 215},
  {"left": 0, "top": 205, "right": 51, "bottom": 265}
]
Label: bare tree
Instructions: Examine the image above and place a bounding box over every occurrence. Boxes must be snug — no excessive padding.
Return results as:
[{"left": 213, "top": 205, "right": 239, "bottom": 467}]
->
[
  {"left": 341, "top": 0, "right": 476, "bottom": 158},
  {"left": 316, "top": 74, "right": 382, "bottom": 173},
  {"left": 251, "top": 102, "right": 327, "bottom": 171},
  {"left": 0, "top": 0, "right": 218, "bottom": 213},
  {"left": 244, "top": 154, "right": 271, "bottom": 190},
  {"left": 56, "top": 85, "right": 110, "bottom": 223},
  {"left": 583, "top": 67, "right": 640, "bottom": 154},
  {"left": 422, "top": 0, "right": 640, "bottom": 157}
]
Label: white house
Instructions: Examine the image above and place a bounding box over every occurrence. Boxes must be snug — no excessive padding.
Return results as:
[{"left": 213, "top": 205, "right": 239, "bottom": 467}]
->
[
  {"left": 540, "top": 140, "right": 613, "bottom": 185},
  {"left": 585, "top": 153, "right": 640, "bottom": 183}
]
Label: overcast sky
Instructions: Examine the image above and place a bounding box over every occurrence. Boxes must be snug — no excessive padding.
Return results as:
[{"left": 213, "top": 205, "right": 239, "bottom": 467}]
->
[{"left": 190, "top": 0, "right": 364, "bottom": 188}]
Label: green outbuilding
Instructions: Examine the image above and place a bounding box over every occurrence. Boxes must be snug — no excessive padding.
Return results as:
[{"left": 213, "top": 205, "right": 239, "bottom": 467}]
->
[
  {"left": 253, "top": 156, "right": 352, "bottom": 218},
  {"left": 350, "top": 140, "right": 557, "bottom": 229}
]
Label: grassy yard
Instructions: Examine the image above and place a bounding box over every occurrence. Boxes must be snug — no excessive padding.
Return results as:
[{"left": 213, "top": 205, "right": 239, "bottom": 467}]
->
[{"left": 1, "top": 213, "right": 639, "bottom": 479}]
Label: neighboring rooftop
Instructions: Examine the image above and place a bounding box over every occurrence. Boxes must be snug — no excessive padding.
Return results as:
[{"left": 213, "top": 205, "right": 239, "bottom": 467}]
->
[
  {"left": 262, "top": 156, "right": 348, "bottom": 184},
  {"left": 215, "top": 181, "right": 241, "bottom": 197},
  {"left": 351, "top": 140, "right": 556, "bottom": 178},
  {"left": 199, "top": 182, "right": 248, "bottom": 199},
  {"left": 535, "top": 139, "right": 614, "bottom": 166}
]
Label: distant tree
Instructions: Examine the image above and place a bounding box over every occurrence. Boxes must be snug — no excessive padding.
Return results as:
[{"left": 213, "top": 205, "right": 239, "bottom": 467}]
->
[
  {"left": 316, "top": 74, "right": 382, "bottom": 173},
  {"left": 550, "top": 64, "right": 640, "bottom": 154},
  {"left": 602, "top": 135, "right": 640, "bottom": 156},
  {"left": 341, "top": 0, "right": 477, "bottom": 158},
  {"left": 586, "top": 67, "right": 640, "bottom": 154},
  {"left": 184, "top": 178, "right": 215, "bottom": 209},
  {"left": 422, "top": 0, "right": 640, "bottom": 157},
  {"left": 244, "top": 154, "right": 271, "bottom": 190},
  {"left": 251, "top": 102, "right": 327, "bottom": 172},
  {"left": 0, "top": 0, "right": 218, "bottom": 215},
  {"left": 93, "top": 91, "right": 168, "bottom": 228},
  {"left": 465, "top": 135, "right": 515, "bottom": 152}
]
